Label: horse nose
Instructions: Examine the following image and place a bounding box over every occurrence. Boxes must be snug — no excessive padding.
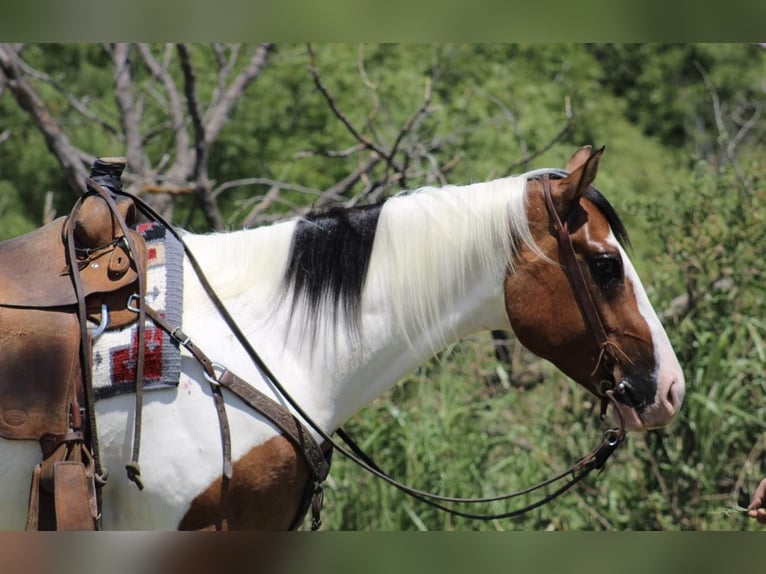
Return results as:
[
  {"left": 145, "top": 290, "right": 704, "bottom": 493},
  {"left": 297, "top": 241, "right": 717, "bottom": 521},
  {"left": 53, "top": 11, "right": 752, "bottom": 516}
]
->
[{"left": 663, "top": 377, "right": 685, "bottom": 416}]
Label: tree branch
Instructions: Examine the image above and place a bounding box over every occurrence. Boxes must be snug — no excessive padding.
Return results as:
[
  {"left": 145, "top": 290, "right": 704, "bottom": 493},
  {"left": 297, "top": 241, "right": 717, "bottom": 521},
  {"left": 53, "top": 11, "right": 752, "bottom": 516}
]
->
[
  {"left": 208, "top": 43, "right": 241, "bottom": 115},
  {"left": 307, "top": 44, "right": 392, "bottom": 163},
  {"left": 204, "top": 43, "right": 272, "bottom": 144},
  {"left": 112, "top": 43, "right": 145, "bottom": 175},
  {"left": 323, "top": 153, "right": 384, "bottom": 206},
  {"left": 177, "top": 43, "right": 224, "bottom": 231},
  {"left": 0, "top": 43, "right": 89, "bottom": 195},
  {"left": 694, "top": 60, "right": 752, "bottom": 195},
  {"left": 11, "top": 52, "right": 121, "bottom": 138},
  {"left": 137, "top": 43, "right": 191, "bottom": 171},
  {"left": 503, "top": 96, "right": 574, "bottom": 176}
]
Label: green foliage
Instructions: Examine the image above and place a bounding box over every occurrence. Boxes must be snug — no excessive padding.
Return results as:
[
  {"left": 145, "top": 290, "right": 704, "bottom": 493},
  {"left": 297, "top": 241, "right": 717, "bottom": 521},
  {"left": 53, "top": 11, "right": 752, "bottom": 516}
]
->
[{"left": 1, "top": 43, "right": 765, "bottom": 530}]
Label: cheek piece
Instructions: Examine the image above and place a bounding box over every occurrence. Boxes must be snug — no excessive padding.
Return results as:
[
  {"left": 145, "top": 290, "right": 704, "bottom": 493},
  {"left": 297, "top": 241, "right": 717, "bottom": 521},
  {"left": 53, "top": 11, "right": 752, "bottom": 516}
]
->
[{"left": 541, "top": 174, "right": 632, "bottom": 427}]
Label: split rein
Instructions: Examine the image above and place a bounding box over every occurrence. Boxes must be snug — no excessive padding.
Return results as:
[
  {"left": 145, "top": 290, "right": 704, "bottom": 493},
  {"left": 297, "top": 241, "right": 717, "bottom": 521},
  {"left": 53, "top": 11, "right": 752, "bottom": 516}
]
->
[{"left": 89, "top": 176, "right": 626, "bottom": 527}]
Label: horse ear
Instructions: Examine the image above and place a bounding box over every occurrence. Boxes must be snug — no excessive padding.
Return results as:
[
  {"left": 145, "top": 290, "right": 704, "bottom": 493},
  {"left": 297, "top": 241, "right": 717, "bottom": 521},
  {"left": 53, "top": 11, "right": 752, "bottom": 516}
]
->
[
  {"left": 565, "top": 145, "right": 593, "bottom": 173},
  {"left": 552, "top": 145, "right": 604, "bottom": 216}
]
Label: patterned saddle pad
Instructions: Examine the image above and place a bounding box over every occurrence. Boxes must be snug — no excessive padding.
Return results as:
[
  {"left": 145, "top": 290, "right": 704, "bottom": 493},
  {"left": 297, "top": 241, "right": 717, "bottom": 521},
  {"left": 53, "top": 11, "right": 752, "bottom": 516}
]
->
[{"left": 92, "top": 222, "right": 183, "bottom": 400}]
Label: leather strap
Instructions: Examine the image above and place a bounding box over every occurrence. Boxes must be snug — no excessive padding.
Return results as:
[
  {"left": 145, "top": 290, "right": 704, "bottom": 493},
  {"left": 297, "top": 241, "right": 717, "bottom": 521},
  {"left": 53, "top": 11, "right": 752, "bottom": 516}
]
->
[
  {"left": 139, "top": 303, "right": 330, "bottom": 516},
  {"left": 542, "top": 174, "right": 609, "bottom": 353},
  {"left": 216, "top": 370, "right": 330, "bottom": 481},
  {"left": 81, "top": 177, "right": 148, "bottom": 491},
  {"left": 53, "top": 462, "right": 96, "bottom": 531},
  {"left": 541, "top": 174, "right": 625, "bottom": 398}
]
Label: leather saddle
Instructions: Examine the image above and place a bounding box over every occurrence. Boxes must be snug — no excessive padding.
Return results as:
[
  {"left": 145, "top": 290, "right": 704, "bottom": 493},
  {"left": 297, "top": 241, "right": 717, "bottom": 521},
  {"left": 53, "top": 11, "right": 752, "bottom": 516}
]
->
[
  {"left": 0, "top": 192, "right": 146, "bottom": 440},
  {"left": 0, "top": 159, "right": 148, "bottom": 529}
]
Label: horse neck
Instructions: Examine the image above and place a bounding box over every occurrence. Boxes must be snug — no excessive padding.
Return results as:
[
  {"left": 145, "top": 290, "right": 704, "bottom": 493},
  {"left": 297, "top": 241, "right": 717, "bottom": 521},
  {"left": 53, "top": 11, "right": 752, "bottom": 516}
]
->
[
  {"left": 178, "top": 176, "right": 536, "bottom": 433},
  {"left": 318, "top": 176, "right": 534, "bottom": 426},
  {"left": 181, "top": 222, "right": 296, "bottom": 315}
]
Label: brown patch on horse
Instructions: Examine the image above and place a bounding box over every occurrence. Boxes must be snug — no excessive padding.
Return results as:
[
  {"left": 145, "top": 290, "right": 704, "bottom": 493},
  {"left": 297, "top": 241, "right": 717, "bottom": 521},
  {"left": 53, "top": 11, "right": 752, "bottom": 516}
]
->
[
  {"left": 178, "top": 435, "right": 310, "bottom": 531},
  {"left": 505, "top": 175, "right": 655, "bottom": 400}
]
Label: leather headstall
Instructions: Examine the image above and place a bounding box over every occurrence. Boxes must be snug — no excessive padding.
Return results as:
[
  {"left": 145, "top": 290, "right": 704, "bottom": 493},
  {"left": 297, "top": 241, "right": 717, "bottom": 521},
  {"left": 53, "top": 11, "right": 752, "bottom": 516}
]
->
[{"left": 540, "top": 173, "right": 628, "bottom": 416}]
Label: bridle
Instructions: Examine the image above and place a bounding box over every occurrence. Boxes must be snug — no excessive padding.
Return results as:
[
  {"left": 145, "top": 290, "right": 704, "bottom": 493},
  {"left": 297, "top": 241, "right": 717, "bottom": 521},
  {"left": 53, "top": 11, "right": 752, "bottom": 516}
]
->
[
  {"left": 86, "top": 172, "right": 628, "bottom": 527},
  {"left": 541, "top": 173, "right": 631, "bottom": 417}
]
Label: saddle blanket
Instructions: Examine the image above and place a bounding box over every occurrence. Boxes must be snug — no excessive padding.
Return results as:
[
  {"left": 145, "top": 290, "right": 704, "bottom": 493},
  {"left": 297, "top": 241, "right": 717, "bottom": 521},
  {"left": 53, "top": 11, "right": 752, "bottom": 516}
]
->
[{"left": 92, "top": 222, "right": 183, "bottom": 400}]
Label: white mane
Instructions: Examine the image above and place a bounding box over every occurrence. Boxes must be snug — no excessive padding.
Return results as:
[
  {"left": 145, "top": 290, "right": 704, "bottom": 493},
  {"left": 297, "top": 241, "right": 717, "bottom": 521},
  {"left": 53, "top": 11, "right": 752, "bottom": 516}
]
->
[
  {"left": 367, "top": 174, "right": 541, "bottom": 347},
  {"left": 181, "top": 174, "right": 543, "bottom": 353}
]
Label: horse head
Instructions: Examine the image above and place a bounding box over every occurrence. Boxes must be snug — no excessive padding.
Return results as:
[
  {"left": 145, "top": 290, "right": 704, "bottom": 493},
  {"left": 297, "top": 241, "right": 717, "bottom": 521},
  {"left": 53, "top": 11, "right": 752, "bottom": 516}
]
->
[{"left": 504, "top": 146, "right": 685, "bottom": 431}]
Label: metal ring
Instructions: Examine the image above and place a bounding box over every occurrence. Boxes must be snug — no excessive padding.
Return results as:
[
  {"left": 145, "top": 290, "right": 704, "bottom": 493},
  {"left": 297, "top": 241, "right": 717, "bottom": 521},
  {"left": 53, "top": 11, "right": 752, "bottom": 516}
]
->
[
  {"left": 126, "top": 293, "right": 141, "bottom": 313},
  {"left": 203, "top": 362, "right": 226, "bottom": 386},
  {"left": 604, "top": 429, "right": 620, "bottom": 447}
]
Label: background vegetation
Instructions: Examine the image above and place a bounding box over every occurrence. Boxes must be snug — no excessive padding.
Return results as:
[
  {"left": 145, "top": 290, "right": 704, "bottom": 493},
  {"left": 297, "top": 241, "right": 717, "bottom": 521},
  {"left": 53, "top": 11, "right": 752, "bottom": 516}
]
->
[{"left": 1, "top": 43, "right": 764, "bottom": 530}]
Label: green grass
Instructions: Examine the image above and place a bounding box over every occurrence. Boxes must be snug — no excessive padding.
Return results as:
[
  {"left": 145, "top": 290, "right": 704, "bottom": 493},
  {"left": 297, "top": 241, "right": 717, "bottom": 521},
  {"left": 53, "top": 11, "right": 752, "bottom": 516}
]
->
[
  {"left": 307, "top": 163, "right": 766, "bottom": 531},
  {"left": 307, "top": 316, "right": 765, "bottom": 530}
]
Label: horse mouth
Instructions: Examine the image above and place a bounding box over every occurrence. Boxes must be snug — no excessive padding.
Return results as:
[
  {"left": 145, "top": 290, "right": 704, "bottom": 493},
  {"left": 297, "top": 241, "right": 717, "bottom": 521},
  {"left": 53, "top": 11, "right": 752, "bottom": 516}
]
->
[
  {"left": 607, "top": 376, "right": 680, "bottom": 431},
  {"left": 603, "top": 380, "right": 649, "bottom": 431}
]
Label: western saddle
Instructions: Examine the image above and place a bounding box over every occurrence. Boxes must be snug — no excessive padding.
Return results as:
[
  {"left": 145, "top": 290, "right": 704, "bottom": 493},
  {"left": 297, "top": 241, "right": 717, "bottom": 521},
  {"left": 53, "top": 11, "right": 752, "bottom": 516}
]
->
[{"left": 0, "top": 158, "right": 147, "bottom": 530}]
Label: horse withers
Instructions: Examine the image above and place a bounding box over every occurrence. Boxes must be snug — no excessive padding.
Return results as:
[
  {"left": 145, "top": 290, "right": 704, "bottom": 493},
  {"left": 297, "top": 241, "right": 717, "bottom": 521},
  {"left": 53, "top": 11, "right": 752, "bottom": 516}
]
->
[{"left": 0, "top": 145, "right": 684, "bottom": 529}]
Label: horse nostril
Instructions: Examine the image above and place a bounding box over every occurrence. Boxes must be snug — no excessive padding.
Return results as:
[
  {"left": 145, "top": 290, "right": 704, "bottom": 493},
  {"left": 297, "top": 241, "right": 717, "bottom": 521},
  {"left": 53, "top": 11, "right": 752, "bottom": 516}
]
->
[{"left": 665, "top": 380, "right": 684, "bottom": 412}]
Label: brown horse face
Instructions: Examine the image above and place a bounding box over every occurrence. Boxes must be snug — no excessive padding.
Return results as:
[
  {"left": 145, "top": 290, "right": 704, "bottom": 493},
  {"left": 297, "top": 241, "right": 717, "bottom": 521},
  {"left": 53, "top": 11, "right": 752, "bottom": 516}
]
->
[{"left": 504, "top": 147, "right": 684, "bottom": 431}]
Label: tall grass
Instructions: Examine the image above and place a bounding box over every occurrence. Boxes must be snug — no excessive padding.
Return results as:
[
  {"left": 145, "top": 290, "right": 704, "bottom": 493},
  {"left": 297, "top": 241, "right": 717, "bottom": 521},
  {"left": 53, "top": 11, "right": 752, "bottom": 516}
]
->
[{"left": 307, "top": 161, "right": 765, "bottom": 530}]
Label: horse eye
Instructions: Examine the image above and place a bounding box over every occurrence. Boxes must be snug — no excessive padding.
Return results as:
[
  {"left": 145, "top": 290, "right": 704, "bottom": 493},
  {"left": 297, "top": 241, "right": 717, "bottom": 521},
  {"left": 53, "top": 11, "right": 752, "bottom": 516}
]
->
[{"left": 588, "top": 254, "right": 623, "bottom": 290}]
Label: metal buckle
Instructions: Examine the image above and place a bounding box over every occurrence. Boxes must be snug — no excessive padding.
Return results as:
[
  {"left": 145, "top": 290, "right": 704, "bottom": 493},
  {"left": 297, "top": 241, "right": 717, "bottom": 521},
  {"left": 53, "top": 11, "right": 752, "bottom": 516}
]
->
[{"left": 170, "top": 327, "right": 190, "bottom": 347}]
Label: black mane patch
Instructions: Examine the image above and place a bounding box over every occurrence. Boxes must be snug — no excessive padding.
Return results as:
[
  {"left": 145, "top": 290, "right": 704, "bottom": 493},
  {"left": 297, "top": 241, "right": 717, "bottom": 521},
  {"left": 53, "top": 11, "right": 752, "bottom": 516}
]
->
[{"left": 283, "top": 202, "right": 385, "bottom": 337}]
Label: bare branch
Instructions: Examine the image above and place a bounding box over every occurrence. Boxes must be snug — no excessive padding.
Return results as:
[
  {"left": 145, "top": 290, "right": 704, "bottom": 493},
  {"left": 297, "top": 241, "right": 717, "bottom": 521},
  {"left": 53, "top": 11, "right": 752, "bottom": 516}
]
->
[
  {"left": 204, "top": 43, "right": 272, "bottom": 144},
  {"left": 112, "top": 43, "right": 145, "bottom": 174},
  {"left": 141, "top": 183, "right": 194, "bottom": 195},
  {"left": 307, "top": 44, "right": 391, "bottom": 161},
  {"left": 487, "top": 92, "right": 529, "bottom": 158},
  {"left": 503, "top": 96, "right": 575, "bottom": 176},
  {"left": 177, "top": 43, "right": 224, "bottom": 231},
  {"left": 10, "top": 52, "right": 121, "bottom": 137},
  {"left": 241, "top": 184, "right": 284, "bottom": 227},
  {"left": 694, "top": 60, "right": 751, "bottom": 195},
  {"left": 321, "top": 153, "right": 384, "bottom": 206},
  {"left": 212, "top": 177, "right": 321, "bottom": 200},
  {"left": 177, "top": 45, "right": 206, "bottom": 176},
  {"left": 385, "top": 77, "right": 434, "bottom": 190},
  {"left": 295, "top": 143, "right": 367, "bottom": 159},
  {"left": 0, "top": 43, "right": 89, "bottom": 195},
  {"left": 208, "top": 43, "right": 241, "bottom": 115},
  {"left": 136, "top": 43, "right": 191, "bottom": 169},
  {"left": 42, "top": 191, "right": 55, "bottom": 224},
  {"left": 729, "top": 103, "right": 762, "bottom": 153},
  {"left": 357, "top": 44, "right": 380, "bottom": 131}
]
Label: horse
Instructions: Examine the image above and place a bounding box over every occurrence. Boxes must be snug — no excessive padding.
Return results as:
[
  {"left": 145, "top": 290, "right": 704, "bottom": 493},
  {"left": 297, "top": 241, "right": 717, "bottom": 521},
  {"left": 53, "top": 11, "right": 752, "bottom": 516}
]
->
[{"left": 0, "top": 145, "right": 685, "bottom": 530}]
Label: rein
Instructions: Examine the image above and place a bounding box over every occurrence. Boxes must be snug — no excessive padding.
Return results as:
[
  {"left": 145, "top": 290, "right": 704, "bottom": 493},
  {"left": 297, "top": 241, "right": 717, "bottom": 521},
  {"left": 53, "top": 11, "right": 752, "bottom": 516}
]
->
[{"left": 98, "top": 178, "right": 626, "bottom": 526}]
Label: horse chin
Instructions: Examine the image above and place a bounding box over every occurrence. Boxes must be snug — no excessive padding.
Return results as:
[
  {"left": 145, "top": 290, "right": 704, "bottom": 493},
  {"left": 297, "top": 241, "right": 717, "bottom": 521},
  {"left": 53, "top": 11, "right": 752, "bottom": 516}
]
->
[
  {"left": 611, "top": 396, "right": 681, "bottom": 432},
  {"left": 610, "top": 404, "right": 650, "bottom": 432}
]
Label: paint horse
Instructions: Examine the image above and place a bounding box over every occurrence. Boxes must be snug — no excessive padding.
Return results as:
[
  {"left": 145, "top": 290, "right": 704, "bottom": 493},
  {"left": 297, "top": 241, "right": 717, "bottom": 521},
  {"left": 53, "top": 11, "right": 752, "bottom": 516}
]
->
[{"left": 0, "top": 146, "right": 684, "bottom": 529}]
